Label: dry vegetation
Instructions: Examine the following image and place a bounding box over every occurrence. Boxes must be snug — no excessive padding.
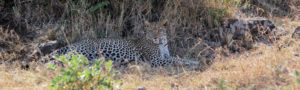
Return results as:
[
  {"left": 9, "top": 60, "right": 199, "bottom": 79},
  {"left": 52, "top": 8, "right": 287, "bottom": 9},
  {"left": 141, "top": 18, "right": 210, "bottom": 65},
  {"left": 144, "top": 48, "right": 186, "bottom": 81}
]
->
[
  {"left": 121, "top": 41, "right": 300, "bottom": 89},
  {"left": 0, "top": 0, "right": 300, "bottom": 89},
  {"left": 0, "top": 36, "right": 299, "bottom": 89}
]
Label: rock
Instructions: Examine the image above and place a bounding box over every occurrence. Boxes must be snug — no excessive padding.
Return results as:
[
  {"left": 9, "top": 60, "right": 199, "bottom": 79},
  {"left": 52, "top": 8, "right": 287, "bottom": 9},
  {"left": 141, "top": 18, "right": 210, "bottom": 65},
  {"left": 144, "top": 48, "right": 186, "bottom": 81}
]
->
[
  {"left": 38, "top": 40, "right": 59, "bottom": 55},
  {"left": 241, "top": 0, "right": 292, "bottom": 17},
  {"left": 292, "top": 26, "right": 300, "bottom": 40},
  {"left": 137, "top": 86, "right": 146, "bottom": 90},
  {"left": 222, "top": 17, "right": 288, "bottom": 52},
  {"left": 171, "top": 83, "right": 179, "bottom": 88},
  {"left": 223, "top": 17, "right": 289, "bottom": 43}
]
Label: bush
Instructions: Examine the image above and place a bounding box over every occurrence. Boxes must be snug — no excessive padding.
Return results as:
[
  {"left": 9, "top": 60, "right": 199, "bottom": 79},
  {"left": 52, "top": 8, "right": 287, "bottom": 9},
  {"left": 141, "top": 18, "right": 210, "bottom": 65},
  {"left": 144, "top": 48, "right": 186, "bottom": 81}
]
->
[
  {"left": 296, "top": 71, "right": 300, "bottom": 85},
  {"left": 47, "top": 52, "right": 122, "bottom": 90}
]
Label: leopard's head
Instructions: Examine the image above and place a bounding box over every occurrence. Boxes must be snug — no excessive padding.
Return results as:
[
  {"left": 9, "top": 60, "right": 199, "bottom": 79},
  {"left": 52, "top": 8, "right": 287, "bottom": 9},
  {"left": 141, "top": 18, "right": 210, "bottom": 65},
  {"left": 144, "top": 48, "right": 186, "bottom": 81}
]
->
[{"left": 144, "top": 20, "right": 170, "bottom": 58}]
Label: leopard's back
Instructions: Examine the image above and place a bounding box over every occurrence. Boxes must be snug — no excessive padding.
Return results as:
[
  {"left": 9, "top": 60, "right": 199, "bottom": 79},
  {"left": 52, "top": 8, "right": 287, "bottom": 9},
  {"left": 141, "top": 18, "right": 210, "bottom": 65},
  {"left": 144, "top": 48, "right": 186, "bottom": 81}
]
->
[{"left": 50, "top": 39, "right": 143, "bottom": 65}]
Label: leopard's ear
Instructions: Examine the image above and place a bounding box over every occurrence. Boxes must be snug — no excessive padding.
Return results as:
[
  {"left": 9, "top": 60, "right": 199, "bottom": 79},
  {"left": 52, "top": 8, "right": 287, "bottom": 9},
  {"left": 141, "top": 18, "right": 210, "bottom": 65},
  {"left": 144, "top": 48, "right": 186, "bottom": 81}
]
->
[
  {"left": 160, "top": 19, "right": 168, "bottom": 26},
  {"left": 144, "top": 20, "right": 151, "bottom": 26}
]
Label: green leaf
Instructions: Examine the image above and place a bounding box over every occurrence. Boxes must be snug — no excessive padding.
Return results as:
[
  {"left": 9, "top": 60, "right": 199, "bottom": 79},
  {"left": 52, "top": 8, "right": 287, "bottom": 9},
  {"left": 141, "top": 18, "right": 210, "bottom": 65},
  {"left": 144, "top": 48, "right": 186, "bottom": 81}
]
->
[
  {"left": 114, "top": 72, "right": 119, "bottom": 75},
  {"left": 95, "top": 57, "right": 105, "bottom": 65},
  {"left": 57, "top": 55, "right": 67, "bottom": 63},
  {"left": 47, "top": 63, "right": 56, "bottom": 70},
  {"left": 296, "top": 71, "right": 300, "bottom": 85},
  {"left": 218, "top": 79, "right": 225, "bottom": 90},
  {"left": 52, "top": 76, "right": 62, "bottom": 85},
  {"left": 285, "top": 87, "right": 291, "bottom": 90},
  {"left": 70, "top": 56, "right": 80, "bottom": 67},
  {"left": 90, "top": 1, "right": 110, "bottom": 13},
  {"left": 79, "top": 55, "right": 89, "bottom": 64},
  {"left": 105, "top": 61, "right": 113, "bottom": 71}
]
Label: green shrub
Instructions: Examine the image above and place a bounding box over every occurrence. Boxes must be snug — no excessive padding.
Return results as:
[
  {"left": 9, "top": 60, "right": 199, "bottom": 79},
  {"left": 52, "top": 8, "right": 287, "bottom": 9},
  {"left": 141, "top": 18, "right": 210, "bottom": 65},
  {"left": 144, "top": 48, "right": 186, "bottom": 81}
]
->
[
  {"left": 217, "top": 79, "right": 226, "bottom": 90},
  {"left": 48, "top": 52, "right": 122, "bottom": 90},
  {"left": 296, "top": 71, "right": 300, "bottom": 85}
]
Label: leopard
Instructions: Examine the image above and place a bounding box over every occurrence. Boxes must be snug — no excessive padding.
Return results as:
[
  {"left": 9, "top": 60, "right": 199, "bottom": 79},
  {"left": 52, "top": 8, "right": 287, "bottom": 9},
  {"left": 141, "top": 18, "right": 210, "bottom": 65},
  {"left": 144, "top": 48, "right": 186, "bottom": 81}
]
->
[{"left": 42, "top": 20, "right": 199, "bottom": 68}]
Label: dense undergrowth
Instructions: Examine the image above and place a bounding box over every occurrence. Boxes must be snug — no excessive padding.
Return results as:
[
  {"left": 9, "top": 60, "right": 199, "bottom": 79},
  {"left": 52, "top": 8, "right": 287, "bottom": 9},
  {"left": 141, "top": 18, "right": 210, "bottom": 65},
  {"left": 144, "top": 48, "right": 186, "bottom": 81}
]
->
[
  {"left": 0, "top": 0, "right": 299, "bottom": 62},
  {"left": 0, "top": 0, "right": 300, "bottom": 89}
]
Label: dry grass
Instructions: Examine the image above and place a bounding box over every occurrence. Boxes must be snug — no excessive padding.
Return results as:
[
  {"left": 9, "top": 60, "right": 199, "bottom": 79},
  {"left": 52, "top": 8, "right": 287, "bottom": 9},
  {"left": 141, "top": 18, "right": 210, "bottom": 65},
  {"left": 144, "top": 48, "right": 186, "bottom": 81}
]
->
[
  {"left": 0, "top": 36, "right": 299, "bottom": 89},
  {"left": 0, "top": 63, "right": 54, "bottom": 89},
  {"left": 1, "top": 0, "right": 300, "bottom": 89},
  {"left": 119, "top": 40, "right": 300, "bottom": 89}
]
